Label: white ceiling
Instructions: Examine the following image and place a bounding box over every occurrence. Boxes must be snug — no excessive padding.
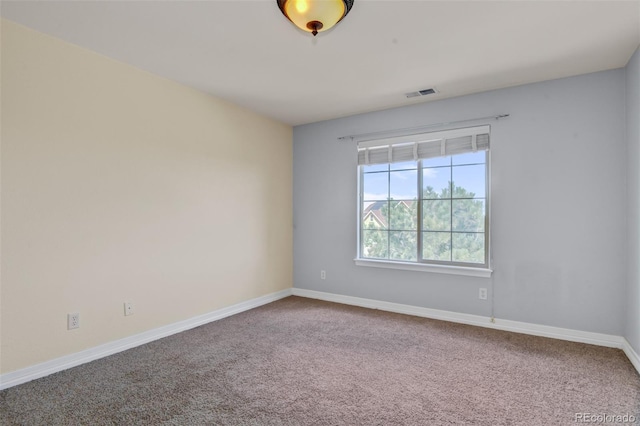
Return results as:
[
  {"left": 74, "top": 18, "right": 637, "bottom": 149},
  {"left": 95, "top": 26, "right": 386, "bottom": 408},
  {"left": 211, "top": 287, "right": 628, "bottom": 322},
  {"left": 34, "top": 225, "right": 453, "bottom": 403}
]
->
[{"left": 2, "top": 0, "right": 639, "bottom": 126}]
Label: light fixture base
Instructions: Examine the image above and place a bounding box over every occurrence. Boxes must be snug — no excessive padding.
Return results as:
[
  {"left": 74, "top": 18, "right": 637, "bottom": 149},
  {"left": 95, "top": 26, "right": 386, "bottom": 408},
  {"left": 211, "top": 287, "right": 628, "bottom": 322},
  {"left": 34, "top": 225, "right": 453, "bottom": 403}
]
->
[{"left": 306, "top": 20, "right": 323, "bottom": 36}]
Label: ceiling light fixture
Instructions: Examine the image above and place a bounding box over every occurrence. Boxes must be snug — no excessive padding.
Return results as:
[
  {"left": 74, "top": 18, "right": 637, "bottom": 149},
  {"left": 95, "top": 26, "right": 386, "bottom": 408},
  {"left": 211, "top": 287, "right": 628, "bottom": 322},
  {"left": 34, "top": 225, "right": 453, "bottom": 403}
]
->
[{"left": 277, "top": 0, "right": 354, "bottom": 36}]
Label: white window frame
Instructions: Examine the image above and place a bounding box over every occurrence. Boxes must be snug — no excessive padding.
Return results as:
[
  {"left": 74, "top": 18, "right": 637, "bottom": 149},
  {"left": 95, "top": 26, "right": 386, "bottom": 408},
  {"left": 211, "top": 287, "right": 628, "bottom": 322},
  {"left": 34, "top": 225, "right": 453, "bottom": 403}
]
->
[{"left": 354, "top": 125, "right": 492, "bottom": 278}]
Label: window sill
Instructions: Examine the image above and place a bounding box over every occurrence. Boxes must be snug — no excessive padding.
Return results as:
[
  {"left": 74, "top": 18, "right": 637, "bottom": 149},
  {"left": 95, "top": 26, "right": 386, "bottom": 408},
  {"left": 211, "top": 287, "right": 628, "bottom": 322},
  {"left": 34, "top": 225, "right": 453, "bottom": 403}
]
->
[{"left": 354, "top": 258, "right": 492, "bottom": 278}]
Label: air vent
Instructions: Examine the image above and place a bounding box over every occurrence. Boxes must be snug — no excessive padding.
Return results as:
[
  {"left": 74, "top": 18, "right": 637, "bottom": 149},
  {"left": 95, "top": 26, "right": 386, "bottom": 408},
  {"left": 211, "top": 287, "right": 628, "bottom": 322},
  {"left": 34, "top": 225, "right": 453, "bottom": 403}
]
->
[{"left": 405, "top": 88, "right": 437, "bottom": 99}]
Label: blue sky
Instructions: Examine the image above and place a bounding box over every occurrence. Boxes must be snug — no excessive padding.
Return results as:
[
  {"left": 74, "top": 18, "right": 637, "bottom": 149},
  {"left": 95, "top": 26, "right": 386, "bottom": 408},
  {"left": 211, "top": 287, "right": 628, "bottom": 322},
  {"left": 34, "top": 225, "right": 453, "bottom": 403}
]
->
[{"left": 362, "top": 151, "right": 486, "bottom": 201}]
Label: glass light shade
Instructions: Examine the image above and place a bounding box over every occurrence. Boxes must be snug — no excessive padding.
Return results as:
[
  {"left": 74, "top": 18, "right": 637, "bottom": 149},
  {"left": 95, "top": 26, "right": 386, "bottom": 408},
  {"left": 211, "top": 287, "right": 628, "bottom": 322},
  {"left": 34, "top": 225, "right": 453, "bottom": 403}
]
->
[{"left": 279, "top": 0, "right": 349, "bottom": 35}]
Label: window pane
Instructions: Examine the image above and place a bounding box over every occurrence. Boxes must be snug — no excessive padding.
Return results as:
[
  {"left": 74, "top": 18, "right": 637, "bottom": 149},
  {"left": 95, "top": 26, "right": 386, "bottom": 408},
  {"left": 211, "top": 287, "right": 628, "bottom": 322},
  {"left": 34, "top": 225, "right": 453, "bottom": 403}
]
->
[
  {"left": 452, "top": 199, "right": 485, "bottom": 232},
  {"left": 452, "top": 233, "right": 485, "bottom": 264},
  {"left": 422, "top": 167, "right": 451, "bottom": 199},
  {"left": 451, "top": 164, "right": 485, "bottom": 199},
  {"left": 390, "top": 161, "right": 417, "bottom": 171},
  {"left": 362, "top": 201, "right": 388, "bottom": 230},
  {"left": 362, "top": 164, "right": 389, "bottom": 173},
  {"left": 422, "top": 200, "right": 451, "bottom": 232},
  {"left": 423, "top": 156, "right": 451, "bottom": 168},
  {"left": 422, "top": 232, "right": 451, "bottom": 261},
  {"left": 452, "top": 151, "right": 485, "bottom": 166},
  {"left": 362, "top": 230, "right": 388, "bottom": 259},
  {"left": 358, "top": 135, "right": 489, "bottom": 269},
  {"left": 362, "top": 172, "right": 389, "bottom": 201},
  {"left": 389, "top": 201, "right": 417, "bottom": 231},
  {"left": 389, "top": 231, "right": 417, "bottom": 261},
  {"left": 390, "top": 169, "right": 417, "bottom": 200}
]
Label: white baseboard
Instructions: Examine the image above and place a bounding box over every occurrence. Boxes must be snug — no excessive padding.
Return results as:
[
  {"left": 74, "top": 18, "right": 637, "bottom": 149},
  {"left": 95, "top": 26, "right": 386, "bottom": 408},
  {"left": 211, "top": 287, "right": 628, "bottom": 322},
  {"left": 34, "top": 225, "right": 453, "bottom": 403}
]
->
[
  {"left": 291, "top": 288, "right": 636, "bottom": 372},
  {"left": 0, "top": 289, "right": 293, "bottom": 390},
  {"left": 3, "top": 287, "right": 636, "bottom": 391},
  {"left": 292, "top": 288, "right": 496, "bottom": 329},
  {"left": 622, "top": 339, "right": 640, "bottom": 375}
]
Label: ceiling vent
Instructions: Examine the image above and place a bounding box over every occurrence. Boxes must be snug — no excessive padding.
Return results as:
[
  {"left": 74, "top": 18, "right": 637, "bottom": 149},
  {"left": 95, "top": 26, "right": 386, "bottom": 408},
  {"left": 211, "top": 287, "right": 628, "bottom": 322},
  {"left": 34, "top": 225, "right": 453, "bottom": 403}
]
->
[{"left": 405, "top": 88, "right": 437, "bottom": 98}]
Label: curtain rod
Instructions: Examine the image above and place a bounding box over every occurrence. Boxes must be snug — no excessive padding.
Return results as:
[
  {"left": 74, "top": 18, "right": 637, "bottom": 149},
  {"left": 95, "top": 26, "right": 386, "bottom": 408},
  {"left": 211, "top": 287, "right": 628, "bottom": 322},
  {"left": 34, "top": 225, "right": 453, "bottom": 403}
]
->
[{"left": 337, "top": 114, "right": 510, "bottom": 141}]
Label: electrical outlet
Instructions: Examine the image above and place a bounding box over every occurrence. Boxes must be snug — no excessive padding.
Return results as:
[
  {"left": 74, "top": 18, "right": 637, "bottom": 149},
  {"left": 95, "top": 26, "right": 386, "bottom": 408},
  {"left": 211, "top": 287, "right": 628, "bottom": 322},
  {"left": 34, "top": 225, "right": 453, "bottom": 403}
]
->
[
  {"left": 479, "top": 288, "right": 488, "bottom": 300},
  {"left": 67, "top": 313, "right": 80, "bottom": 330},
  {"left": 320, "top": 270, "right": 326, "bottom": 280},
  {"left": 124, "top": 302, "right": 134, "bottom": 316}
]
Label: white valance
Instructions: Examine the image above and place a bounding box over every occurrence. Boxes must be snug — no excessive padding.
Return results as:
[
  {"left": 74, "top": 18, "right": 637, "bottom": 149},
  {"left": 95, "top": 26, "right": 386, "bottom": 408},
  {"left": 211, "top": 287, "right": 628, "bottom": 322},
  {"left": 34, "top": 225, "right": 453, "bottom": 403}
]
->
[{"left": 357, "top": 125, "right": 490, "bottom": 166}]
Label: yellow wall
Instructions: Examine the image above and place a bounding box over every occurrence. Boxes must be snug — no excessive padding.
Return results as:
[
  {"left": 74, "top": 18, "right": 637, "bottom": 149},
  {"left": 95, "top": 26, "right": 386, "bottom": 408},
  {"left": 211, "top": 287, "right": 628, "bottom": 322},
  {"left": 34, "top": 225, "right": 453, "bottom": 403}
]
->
[{"left": 0, "top": 20, "right": 293, "bottom": 374}]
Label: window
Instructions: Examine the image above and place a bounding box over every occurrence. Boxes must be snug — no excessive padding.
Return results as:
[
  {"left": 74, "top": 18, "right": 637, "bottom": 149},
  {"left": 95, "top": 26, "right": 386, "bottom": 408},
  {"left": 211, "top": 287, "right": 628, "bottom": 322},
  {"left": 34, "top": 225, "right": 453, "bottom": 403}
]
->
[{"left": 357, "top": 125, "right": 490, "bottom": 272}]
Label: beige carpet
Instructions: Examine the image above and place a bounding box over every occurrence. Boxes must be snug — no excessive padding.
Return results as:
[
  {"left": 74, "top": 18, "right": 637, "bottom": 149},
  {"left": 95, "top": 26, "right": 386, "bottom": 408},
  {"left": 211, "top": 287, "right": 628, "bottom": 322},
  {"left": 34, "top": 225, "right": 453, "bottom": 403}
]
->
[{"left": 1, "top": 296, "right": 639, "bottom": 425}]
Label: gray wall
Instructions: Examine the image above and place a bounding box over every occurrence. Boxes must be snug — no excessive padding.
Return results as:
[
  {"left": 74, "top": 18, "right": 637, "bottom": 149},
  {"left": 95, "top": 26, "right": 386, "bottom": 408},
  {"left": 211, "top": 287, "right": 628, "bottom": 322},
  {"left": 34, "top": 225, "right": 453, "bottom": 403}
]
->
[
  {"left": 627, "top": 47, "right": 640, "bottom": 352},
  {"left": 293, "top": 69, "right": 627, "bottom": 335}
]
